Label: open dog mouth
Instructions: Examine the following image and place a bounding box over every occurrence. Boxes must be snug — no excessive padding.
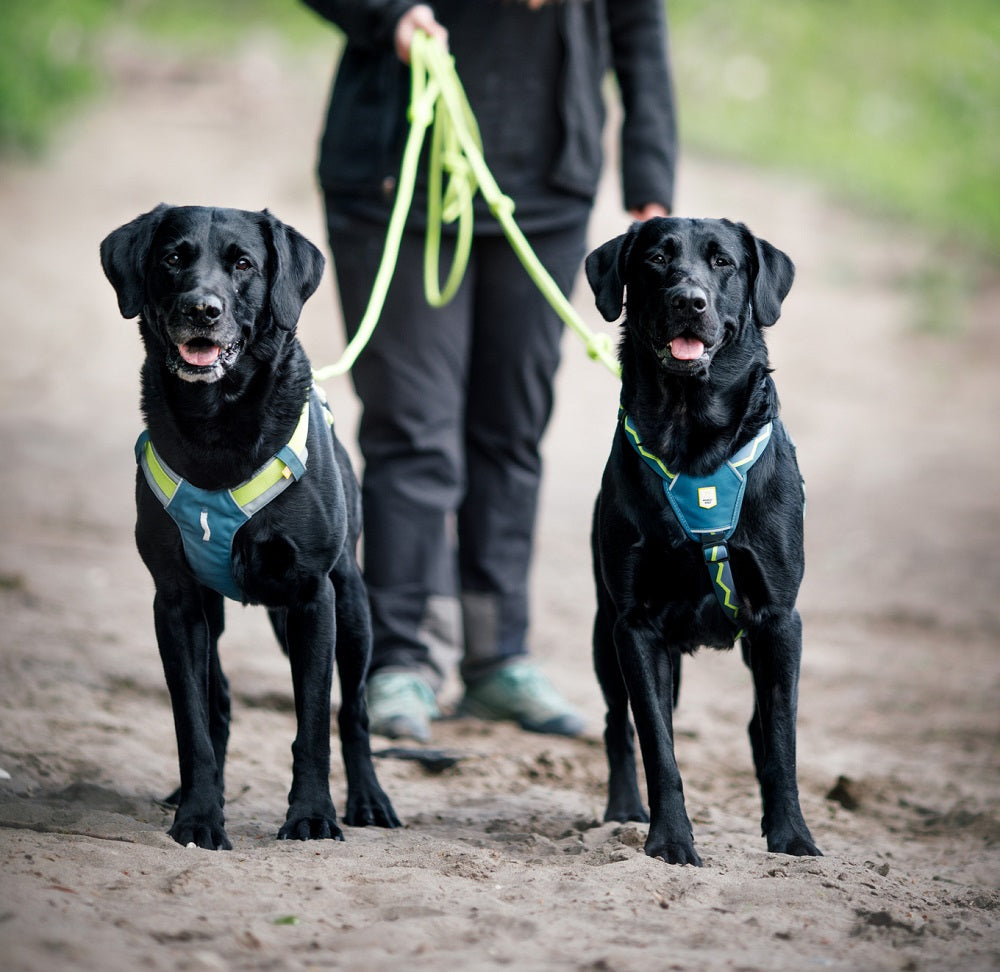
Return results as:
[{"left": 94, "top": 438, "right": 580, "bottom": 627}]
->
[
  {"left": 666, "top": 335, "right": 707, "bottom": 361},
  {"left": 167, "top": 337, "right": 244, "bottom": 382},
  {"left": 655, "top": 332, "right": 715, "bottom": 370}
]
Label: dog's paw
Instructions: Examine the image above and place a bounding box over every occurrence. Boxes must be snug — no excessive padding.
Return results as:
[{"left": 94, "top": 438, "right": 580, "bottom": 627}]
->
[
  {"left": 169, "top": 818, "right": 232, "bottom": 851},
  {"left": 278, "top": 812, "right": 345, "bottom": 842},
  {"left": 645, "top": 836, "right": 703, "bottom": 867},
  {"left": 763, "top": 814, "right": 822, "bottom": 858},
  {"left": 767, "top": 831, "right": 822, "bottom": 858},
  {"left": 604, "top": 801, "right": 650, "bottom": 825},
  {"left": 344, "top": 787, "right": 401, "bottom": 829}
]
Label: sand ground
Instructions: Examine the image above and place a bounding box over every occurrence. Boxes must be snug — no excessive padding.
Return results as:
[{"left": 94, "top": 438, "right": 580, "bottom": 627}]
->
[{"left": 0, "top": 37, "right": 998, "bottom": 972}]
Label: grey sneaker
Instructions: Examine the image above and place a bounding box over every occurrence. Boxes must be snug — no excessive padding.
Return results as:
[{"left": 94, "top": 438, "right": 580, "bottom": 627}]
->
[
  {"left": 459, "top": 661, "right": 585, "bottom": 737},
  {"left": 366, "top": 671, "right": 440, "bottom": 743}
]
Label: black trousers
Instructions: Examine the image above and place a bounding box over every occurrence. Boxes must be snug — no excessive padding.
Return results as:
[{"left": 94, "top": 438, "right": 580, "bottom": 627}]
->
[{"left": 327, "top": 214, "right": 587, "bottom": 690}]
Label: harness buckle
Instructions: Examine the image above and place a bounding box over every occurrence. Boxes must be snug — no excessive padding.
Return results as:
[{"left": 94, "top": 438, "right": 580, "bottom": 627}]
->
[{"left": 702, "top": 541, "right": 730, "bottom": 564}]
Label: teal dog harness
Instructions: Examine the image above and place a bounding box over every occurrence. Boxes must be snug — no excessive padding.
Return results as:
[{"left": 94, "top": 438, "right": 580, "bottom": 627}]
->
[
  {"left": 136, "top": 389, "right": 328, "bottom": 601},
  {"left": 620, "top": 411, "right": 773, "bottom": 633}
]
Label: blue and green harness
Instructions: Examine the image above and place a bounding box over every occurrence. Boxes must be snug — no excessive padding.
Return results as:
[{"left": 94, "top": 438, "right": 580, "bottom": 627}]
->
[
  {"left": 620, "top": 412, "right": 774, "bottom": 639},
  {"left": 135, "top": 388, "right": 331, "bottom": 602}
]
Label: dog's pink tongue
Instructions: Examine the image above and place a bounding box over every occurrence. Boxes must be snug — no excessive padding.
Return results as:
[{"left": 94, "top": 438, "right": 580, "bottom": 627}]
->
[
  {"left": 179, "top": 343, "right": 221, "bottom": 367},
  {"left": 670, "top": 336, "right": 705, "bottom": 361}
]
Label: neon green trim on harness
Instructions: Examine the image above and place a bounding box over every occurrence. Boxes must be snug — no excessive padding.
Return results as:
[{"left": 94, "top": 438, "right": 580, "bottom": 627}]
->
[
  {"left": 138, "top": 396, "right": 311, "bottom": 512},
  {"left": 621, "top": 411, "right": 774, "bottom": 637},
  {"left": 135, "top": 389, "right": 330, "bottom": 600},
  {"left": 311, "top": 30, "right": 620, "bottom": 383},
  {"left": 229, "top": 398, "right": 312, "bottom": 510},
  {"left": 621, "top": 414, "right": 678, "bottom": 485}
]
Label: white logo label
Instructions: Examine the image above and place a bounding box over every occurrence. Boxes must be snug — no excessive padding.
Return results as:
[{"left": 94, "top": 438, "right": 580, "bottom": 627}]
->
[
  {"left": 698, "top": 486, "right": 718, "bottom": 510},
  {"left": 200, "top": 510, "right": 212, "bottom": 542}
]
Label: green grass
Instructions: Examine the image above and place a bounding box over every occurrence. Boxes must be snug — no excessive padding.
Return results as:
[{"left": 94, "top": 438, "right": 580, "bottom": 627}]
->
[
  {"left": 113, "top": 0, "right": 324, "bottom": 50},
  {"left": 668, "top": 0, "right": 1000, "bottom": 255},
  {"left": 0, "top": 0, "right": 323, "bottom": 151},
  {"left": 0, "top": 0, "right": 111, "bottom": 150},
  {"left": 3, "top": 0, "right": 997, "bottom": 257}
]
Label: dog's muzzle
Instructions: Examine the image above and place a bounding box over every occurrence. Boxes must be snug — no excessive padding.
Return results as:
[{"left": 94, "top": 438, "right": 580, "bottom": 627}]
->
[
  {"left": 167, "top": 337, "right": 245, "bottom": 383},
  {"left": 654, "top": 284, "right": 721, "bottom": 373},
  {"left": 161, "top": 294, "right": 245, "bottom": 383}
]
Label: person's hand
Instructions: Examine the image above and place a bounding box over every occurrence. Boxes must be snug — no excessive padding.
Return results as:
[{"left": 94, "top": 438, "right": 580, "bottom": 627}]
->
[
  {"left": 395, "top": 5, "right": 449, "bottom": 64},
  {"left": 628, "top": 203, "right": 670, "bottom": 221}
]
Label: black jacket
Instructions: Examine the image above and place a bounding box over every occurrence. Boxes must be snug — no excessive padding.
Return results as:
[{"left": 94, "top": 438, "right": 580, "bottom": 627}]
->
[{"left": 304, "top": 0, "right": 677, "bottom": 229}]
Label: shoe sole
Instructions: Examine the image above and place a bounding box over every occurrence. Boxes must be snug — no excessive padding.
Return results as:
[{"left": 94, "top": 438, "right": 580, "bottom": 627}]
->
[
  {"left": 370, "top": 716, "right": 431, "bottom": 744},
  {"left": 458, "top": 698, "right": 584, "bottom": 737}
]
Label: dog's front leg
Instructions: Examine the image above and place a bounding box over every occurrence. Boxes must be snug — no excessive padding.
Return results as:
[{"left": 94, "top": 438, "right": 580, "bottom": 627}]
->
[
  {"left": 614, "top": 617, "right": 702, "bottom": 866},
  {"left": 163, "top": 593, "right": 230, "bottom": 809},
  {"left": 332, "top": 560, "right": 400, "bottom": 829},
  {"left": 280, "top": 580, "right": 341, "bottom": 841},
  {"left": 594, "top": 593, "right": 647, "bottom": 824},
  {"left": 154, "top": 588, "right": 232, "bottom": 850},
  {"left": 204, "top": 593, "right": 231, "bottom": 797},
  {"left": 742, "top": 614, "right": 821, "bottom": 857}
]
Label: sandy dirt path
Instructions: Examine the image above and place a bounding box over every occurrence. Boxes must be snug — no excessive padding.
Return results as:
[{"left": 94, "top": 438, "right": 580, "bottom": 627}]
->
[{"left": 0, "top": 37, "right": 998, "bottom": 972}]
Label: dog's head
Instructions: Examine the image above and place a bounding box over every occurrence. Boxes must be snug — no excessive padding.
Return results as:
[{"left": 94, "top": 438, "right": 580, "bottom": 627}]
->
[
  {"left": 585, "top": 217, "right": 794, "bottom": 378},
  {"left": 100, "top": 205, "right": 325, "bottom": 384}
]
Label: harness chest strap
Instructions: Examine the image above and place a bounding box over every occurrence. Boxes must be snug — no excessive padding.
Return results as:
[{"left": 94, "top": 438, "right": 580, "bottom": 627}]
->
[
  {"left": 135, "top": 389, "right": 330, "bottom": 601},
  {"left": 620, "top": 411, "right": 773, "bottom": 633}
]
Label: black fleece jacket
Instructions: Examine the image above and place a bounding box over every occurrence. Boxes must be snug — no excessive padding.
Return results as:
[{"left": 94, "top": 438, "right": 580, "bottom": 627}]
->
[{"left": 303, "top": 0, "right": 677, "bottom": 230}]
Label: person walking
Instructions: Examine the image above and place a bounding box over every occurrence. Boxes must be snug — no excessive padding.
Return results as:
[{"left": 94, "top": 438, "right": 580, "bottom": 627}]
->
[{"left": 303, "top": 0, "right": 678, "bottom": 742}]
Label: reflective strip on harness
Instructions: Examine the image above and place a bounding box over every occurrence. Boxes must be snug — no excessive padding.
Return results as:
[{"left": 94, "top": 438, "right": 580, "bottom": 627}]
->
[
  {"left": 703, "top": 541, "right": 740, "bottom": 624},
  {"left": 135, "top": 392, "right": 315, "bottom": 601},
  {"left": 620, "top": 412, "right": 772, "bottom": 632}
]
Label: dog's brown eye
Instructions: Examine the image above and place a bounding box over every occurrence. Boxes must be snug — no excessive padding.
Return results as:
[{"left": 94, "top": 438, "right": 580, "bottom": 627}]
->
[
  {"left": 163, "top": 252, "right": 181, "bottom": 268},
  {"left": 650, "top": 253, "right": 665, "bottom": 265},
  {"left": 712, "top": 255, "right": 733, "bottom": 269},
  {"left": 234, "top": 256, "right": 254, "bottom": 272}
]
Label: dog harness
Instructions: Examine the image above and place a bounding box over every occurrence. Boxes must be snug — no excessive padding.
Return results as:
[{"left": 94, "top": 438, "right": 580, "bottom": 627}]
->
[
  {"left": 620, "top": 411, "right": 773, "bottom": 634},
  {"left": 135, "top": 387, "right": 331, "bottom": 602}
]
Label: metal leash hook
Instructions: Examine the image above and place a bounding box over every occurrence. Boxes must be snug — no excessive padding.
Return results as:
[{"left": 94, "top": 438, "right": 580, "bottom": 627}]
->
[{"left": 312, "top": 30, "right": 621, "bottom": 383}]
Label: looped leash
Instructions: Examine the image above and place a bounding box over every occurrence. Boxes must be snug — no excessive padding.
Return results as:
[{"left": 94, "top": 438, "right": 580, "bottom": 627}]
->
[{"left": 312, "top": 31, "right": 620, "bottom": 383}]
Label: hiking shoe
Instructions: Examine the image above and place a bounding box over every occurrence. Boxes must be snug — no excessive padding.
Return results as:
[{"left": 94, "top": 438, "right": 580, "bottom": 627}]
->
[
  {"left": 366, "top": 671, "right": 440, "bottom": 743},
  {"left": 459, "top": 662, "right": 585, "bottom": 737}
]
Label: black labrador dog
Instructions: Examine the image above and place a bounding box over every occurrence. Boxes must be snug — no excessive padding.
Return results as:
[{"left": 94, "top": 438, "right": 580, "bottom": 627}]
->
[
  {"left": 586, "top": 217, "right": 820, "bottom": 865},
  {"left": 101, "top": 204, "right": 398, "bottom": 849}
]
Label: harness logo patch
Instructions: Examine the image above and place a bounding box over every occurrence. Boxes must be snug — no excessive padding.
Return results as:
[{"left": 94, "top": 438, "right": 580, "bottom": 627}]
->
[
  {"left": 698, "top": 486, "right": 718, "bottom": 510},
  {"left": 200, "top": 510, "right": 211, "bottom": 542}
]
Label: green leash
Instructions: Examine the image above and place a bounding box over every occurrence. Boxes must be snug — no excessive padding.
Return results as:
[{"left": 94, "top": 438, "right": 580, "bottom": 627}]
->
[{"left": 312, "top": 30, "right": 620, "bottom": 383}]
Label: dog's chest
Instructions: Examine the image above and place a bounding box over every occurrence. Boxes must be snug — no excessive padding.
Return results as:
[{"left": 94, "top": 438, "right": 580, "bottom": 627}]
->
[
  {"left": 136, "top": 391, "right": 334, "bottom": 602},
  {"left": 621, "top": 414, "right": 771, "bottom": 544},
  {"left": 617, "top": 415, "right": 777, "bottom": 642}
]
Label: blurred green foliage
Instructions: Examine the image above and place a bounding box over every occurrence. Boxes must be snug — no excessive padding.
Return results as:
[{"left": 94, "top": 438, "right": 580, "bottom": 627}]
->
[
  {"left": 2, "top": 0, "right": 997, "bottom": 256},
  {"left": 0, "top": 0, "right": 321, "bottom": 150},
  {"left": 669, "top": 0, "right": 1000, "bottom": 256},
  {"left": 0, "top": 0, "right": 111, "bottom": 150}
]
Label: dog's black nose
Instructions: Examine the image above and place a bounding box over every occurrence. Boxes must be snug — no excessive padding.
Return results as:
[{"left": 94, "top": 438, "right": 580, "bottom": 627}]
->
[
  {"left": 670, "top": 285, "right": 708, "bottom": 315},
  {"left": 181, "top": 295, "right": 224, "bottom": 326}
]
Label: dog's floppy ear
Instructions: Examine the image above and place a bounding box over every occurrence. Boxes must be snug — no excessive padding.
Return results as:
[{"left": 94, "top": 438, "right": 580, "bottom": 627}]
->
[
  {"left": 744, "top": 226, "right": 795, "bottom": 327},
  {"left": 100, "top": 204, "right": 171, "bottom": 318},
  {"left": 585, "top": 224, "right": 639, "bottom": 322},
  {"left": 262, "top": 210, "right": 325, "bottom": 331}
]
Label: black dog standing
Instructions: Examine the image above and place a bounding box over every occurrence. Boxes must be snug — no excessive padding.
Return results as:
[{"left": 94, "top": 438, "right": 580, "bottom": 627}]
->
[
  {"left": 586, "top": 217, "right": 820, "bottom": 865},
  {"left": 101, "top": 205, "right": 398, "bottom": 849}
]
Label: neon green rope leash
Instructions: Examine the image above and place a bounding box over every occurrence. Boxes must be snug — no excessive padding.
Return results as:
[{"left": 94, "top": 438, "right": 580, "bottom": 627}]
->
[{"left": 312, "top": 30, "right": 620, "bottom": 382}]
